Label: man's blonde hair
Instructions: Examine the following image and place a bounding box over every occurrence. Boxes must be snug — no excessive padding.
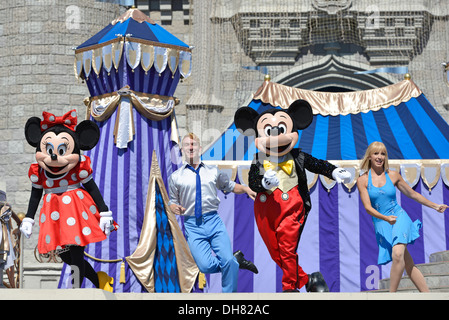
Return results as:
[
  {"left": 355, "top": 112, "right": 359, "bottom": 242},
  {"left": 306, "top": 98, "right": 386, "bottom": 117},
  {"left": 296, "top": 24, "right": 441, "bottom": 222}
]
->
[
  {"left": 181, "top": 132, "right": 200, "bottom": 145},
  {"left": 360, "top": 141, "right": 389, "bottom": 172}
]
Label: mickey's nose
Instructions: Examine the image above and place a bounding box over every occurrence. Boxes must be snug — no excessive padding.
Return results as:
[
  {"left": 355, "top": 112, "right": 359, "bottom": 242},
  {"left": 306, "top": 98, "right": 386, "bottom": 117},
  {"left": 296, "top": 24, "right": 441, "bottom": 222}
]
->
[
  {"left": 270, "top": 126, "right": 280, "bottom": 136},
  {"left": 51, "top": 153, "right": 57, "bottom": 161}
]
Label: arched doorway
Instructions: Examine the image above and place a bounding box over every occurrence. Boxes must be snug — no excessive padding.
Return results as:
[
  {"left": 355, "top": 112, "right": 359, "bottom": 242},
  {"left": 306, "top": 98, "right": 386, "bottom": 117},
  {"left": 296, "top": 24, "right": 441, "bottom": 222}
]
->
[{"left": 273, "top": 55, "right": 400, "bottom": 92}]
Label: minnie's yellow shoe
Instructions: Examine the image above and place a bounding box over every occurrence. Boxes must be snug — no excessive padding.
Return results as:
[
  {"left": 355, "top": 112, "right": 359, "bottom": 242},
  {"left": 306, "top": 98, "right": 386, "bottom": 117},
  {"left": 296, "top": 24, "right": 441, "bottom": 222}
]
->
[{"left": 97, "top": 271, "right": 114, "bottom": 292}]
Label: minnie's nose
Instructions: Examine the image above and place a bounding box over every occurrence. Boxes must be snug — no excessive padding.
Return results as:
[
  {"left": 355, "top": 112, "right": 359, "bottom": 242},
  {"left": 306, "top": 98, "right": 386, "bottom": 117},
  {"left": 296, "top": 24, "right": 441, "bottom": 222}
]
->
[{"left": 51, "top": 153, "right": 57, "bottom": 161}]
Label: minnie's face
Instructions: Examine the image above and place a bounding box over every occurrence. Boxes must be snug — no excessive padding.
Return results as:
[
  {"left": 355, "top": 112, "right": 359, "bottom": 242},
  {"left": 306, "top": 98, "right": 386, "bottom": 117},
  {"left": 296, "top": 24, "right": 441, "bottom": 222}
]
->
[{"left": 36, "top": 131, "right": 79, "bottom": 175}]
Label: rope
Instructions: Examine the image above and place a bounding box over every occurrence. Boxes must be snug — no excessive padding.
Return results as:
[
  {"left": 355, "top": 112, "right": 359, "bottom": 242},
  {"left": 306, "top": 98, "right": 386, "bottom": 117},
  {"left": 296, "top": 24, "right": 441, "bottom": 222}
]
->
[
  {"left": 83, "top": 251, "right": 127, "bottom": 284},
  {"left": 83, "top": 251, "right": 123, "bottom": 263}
]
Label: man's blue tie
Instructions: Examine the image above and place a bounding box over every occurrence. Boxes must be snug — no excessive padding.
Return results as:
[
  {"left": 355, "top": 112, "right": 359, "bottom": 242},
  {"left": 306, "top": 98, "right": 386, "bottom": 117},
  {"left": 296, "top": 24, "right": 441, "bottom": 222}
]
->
[{"left": 186, "top": 164, "right": 202, "bottom": 220}]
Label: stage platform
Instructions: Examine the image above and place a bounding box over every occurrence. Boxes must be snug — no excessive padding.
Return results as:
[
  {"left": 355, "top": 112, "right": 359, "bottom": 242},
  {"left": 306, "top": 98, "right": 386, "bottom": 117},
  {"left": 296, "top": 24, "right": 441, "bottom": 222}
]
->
[{"left": 1, "top": 289, "right": 448, "bottom": 300}]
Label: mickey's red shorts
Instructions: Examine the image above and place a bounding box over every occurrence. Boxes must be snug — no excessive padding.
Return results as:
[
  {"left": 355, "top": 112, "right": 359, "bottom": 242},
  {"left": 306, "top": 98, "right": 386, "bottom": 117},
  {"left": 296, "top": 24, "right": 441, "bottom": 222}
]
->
[{"left": 254, "top": 187, "right": 308, "bottom": 291}]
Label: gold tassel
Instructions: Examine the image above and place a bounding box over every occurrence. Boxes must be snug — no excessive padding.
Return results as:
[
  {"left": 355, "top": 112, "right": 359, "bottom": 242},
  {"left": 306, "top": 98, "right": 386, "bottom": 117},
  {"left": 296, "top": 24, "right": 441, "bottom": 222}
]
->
[
  {"left": 198, "top": 272, "right": 206, "bottom": 289},
  {"left": 119, "top": 261, "right": 126, "bottom": 284}
]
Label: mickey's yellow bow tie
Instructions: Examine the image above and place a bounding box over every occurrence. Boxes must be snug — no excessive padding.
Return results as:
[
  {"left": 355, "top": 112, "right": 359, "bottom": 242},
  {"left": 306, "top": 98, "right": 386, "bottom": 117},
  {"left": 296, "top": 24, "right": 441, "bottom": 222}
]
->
[{"left": 263, "top": 159, "right": 294, "bottom": 175}]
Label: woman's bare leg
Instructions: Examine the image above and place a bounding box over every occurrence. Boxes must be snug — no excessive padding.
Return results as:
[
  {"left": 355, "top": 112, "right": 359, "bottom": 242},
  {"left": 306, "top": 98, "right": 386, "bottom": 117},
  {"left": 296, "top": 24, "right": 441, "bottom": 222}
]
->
[
  {"left": 404, "top": 248, "right": 429, "bottom": 292},
  {"left": 389, "top": 244, "right": 406, "bottom": 292}
]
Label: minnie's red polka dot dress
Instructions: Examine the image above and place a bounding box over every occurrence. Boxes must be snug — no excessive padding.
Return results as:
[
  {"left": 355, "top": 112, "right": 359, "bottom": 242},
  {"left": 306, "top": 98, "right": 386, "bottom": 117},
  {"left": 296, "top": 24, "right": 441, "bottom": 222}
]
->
[{"left": 28, "top": 156, "right": 107, "bottom": 254}]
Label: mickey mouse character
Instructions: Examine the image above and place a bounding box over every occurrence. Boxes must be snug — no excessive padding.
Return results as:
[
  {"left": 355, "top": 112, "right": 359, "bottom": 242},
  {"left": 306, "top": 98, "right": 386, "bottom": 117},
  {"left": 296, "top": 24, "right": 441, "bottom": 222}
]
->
[
  {"left": 234, "top": 99, "right": 351, "bottom": 292},
  {"left": 21, "top": 109, "right": 117, "bottom": 290}
]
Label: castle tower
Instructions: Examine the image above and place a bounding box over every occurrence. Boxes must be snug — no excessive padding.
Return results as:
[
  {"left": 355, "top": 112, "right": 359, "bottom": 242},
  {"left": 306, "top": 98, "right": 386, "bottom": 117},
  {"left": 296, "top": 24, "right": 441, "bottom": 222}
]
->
[{"left": 0, "top": 0, "right": 122, "bottom": 287}]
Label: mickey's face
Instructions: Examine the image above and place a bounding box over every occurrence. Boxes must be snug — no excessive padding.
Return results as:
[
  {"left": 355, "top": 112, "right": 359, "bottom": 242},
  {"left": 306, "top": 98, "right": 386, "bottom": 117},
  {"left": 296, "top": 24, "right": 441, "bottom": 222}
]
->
[
  {"left": 255, "top": 110, "right": 298, "bottom": 157},
  {"left": 36, "top": 131, "right": 79, "bottom": 175},
  {"left": 234, "top": 99, "right": 314, "bottom": 157}
]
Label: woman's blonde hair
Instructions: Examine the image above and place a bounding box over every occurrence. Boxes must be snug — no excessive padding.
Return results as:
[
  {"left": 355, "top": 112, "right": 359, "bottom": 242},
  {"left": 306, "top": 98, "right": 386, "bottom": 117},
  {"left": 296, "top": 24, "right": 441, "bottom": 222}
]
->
[{"left": 360, "top": 141, "right": 389, "bottom": 172}]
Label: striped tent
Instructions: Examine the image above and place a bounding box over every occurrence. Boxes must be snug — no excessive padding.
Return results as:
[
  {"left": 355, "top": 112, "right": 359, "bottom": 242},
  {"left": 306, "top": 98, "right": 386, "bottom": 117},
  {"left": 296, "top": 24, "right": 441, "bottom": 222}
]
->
[
  {"left": 200, "top": 79, "right": 449, "bottom": 292},
  {"left": 59, "top": 8, "right": 197, "bottom": 293},
  {"left": 203, "top": 79, "right": 449, "bottom": 161}
]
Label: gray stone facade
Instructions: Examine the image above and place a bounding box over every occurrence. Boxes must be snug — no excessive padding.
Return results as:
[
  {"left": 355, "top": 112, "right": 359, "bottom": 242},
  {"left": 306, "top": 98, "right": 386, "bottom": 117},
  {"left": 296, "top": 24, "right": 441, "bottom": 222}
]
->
[{"left": 0, "top": 1, "right": 123, "bottom": 286}]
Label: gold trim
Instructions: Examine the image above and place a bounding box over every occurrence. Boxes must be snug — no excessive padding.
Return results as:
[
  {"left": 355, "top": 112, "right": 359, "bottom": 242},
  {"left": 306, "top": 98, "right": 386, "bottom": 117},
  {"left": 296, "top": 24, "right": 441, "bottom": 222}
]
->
[
  {"left": 92, "top": 48, "right": 103, "bottom": 76},
  {"left": 75, "top": 38, "right": 191, "bottom": 54},
  {"left": 85, "top": 86, "right": 175, "bottom": 122},
  {"left": 126, "top": 37, "right": 191, "bottom": 53},
  {"left": 112, "top": 40, "right": 124, "bottom": 70},
  {"left": 111, "top": 8, "right": 157, "bottom": 25},
  {"left": 84, "top": 87, "right": 176, "bottom": 148},
  {"left": 204, "top": 159, "right": 449, "bottom": 191},
  {"left": 421, "top": 163, "right": 441, "bottom": 192},
  {"left": 168, "top": 48, "right": 179, "bottom": 76},
  {"left": 339, "top": 163, "right": 359, "bottom": 192},
  {"left": 252, "top": 80, "right": 423, "bottom": 116},
  {"left": 141, "top": 44, "right": 154, "bottom": 73},
  {"left": 75, "top": 38, "right": 123, "bottom": 54}
]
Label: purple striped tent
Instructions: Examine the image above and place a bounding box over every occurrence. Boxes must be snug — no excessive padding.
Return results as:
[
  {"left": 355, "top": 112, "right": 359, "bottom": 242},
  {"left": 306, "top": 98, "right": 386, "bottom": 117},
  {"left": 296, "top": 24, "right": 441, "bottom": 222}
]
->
[
  {"left": 59, "top": 8, "right": 194, "bottom": 292},
  {"left": 201, "top": 79, "right": 449, "bottom": 292}
]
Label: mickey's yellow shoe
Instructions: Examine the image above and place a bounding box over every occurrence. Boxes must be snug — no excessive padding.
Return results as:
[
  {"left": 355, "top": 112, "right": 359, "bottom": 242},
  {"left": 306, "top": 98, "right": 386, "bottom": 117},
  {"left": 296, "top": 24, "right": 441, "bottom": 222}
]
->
[{"left": 97, "top": 271, "right": 114, "bottom": 292}]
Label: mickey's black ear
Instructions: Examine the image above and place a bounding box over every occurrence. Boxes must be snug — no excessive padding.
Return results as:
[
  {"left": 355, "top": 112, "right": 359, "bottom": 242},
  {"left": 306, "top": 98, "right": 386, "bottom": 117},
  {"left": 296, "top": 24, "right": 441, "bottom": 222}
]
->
[
  {"left": 234, "top": 107, "right": 259, "bottom": 136},
  {"left": 76, "top": 120, "right": 100, "bottom": 150},
  {"left": 25, "top": 117, "right": 42, "bottom": 148},
  {"left": 288, "top": 99, "right": 313, "bottom": 130}
]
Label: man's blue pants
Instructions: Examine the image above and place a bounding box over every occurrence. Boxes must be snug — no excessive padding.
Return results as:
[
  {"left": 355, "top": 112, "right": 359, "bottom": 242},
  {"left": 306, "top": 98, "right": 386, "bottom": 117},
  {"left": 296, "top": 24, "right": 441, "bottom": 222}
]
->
[{"left": 184, "top": 211, "right": 239, "bottom": 292}]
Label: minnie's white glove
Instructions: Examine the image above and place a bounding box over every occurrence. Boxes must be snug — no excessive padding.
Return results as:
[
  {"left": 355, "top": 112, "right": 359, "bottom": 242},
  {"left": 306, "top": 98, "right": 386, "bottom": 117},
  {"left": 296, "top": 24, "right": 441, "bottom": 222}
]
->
[
  {"left": 99, "top": 211, "right": 114, "bottom": 236},
  {"left": 262, "top": 169, "right": 280, "bottom": 190},
  {"left": 20, "top": 217, "right": 35, "bottom": 239},
  {"left": 332, "top": 168, "right": 352, "bottom": 184}
]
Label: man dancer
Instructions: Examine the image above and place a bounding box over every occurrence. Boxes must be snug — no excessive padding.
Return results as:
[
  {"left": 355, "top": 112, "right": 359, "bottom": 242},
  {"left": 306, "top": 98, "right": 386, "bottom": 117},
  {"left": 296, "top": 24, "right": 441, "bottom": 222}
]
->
[{"left": 168, "top": 133, "right": 258, "bottom": 292}]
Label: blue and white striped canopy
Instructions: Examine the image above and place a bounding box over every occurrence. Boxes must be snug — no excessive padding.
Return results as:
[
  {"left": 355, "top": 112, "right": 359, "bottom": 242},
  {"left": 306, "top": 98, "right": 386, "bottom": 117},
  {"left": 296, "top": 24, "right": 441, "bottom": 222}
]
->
[
  {"left": 76, "top": 8, "right": 189, "bottom": 51},
  {"left": 203, "top": 80, "right": 449, "bottom": 161}
]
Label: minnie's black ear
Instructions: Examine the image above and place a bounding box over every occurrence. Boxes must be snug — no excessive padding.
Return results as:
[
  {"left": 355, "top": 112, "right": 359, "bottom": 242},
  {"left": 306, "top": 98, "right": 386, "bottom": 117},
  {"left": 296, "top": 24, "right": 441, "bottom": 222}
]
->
[
  {"left": 76, "top": 120, "right": 100, "bottom": 150},
  {"left": 287, "top": 99, "right": 314, "bottom": 130},
  {"left": 25, "top": 117, "right": 42, "bottom": 148},
  {"left": 234, "top": 107, "right": 259, "bottom": 136}
]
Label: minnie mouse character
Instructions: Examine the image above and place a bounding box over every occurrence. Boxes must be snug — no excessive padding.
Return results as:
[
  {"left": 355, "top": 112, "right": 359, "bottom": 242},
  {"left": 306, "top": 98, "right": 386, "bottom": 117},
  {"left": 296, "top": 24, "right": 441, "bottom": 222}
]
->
[
  {"left": 21, "top": 109, "right": 117, "bottom": 290},
  {"left": 234, "top": 99, "right": 351, "bottom": 292}
]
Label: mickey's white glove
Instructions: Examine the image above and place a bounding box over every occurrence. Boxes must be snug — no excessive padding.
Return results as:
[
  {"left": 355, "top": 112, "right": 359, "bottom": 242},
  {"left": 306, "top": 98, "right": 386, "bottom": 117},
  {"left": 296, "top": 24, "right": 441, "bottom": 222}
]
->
[
  {"left": 262, "top": 169, "right": 280, "bottom": 189},
  {"left": 20, "top": 217, "right": 35, "bottom": 239},
  {"left": 332, "top": 168, "right": 352, "bottom": 184},
  {"left": 99, "top": 211, "right": 114, "bottom": 236}
]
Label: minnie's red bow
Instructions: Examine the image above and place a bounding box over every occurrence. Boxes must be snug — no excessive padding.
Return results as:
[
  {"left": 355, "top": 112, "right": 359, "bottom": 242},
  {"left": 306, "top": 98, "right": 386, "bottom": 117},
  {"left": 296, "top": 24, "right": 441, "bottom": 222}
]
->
[{"left": 41, "top": 109, "right": 77, "bottom": 132}]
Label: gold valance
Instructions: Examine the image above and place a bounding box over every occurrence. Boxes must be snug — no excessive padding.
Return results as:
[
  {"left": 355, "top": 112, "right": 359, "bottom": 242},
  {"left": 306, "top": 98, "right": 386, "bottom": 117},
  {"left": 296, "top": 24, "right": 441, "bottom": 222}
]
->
[
  {"left": 84, "top": 86, "right": 175, "bottom": 122},
  {"left": 83, "top": 86, "right": 177, "bottom": 149},
  {"left": 253, "top": 79, "right": 423, "bottom": 116},
  {"left": 204, "top": 159, "right": 449, "bottom": 193}
]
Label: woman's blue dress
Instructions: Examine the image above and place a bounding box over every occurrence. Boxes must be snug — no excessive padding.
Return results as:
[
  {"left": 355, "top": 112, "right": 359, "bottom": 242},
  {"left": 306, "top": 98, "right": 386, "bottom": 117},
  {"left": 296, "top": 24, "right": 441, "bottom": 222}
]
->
[{"left": 367, "top": 170, "right": 422, "bottom": 265}]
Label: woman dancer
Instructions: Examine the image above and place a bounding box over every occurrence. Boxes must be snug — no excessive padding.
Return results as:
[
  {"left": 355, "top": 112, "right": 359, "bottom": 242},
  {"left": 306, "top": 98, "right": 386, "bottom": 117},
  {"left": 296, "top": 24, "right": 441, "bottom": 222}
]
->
[{"left": 357, "top": 141, "right": 447, "bottom": 292}]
